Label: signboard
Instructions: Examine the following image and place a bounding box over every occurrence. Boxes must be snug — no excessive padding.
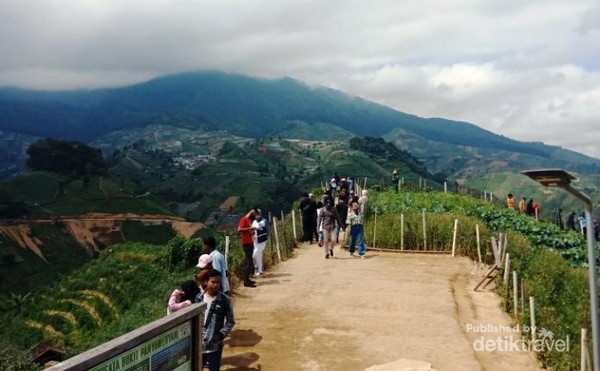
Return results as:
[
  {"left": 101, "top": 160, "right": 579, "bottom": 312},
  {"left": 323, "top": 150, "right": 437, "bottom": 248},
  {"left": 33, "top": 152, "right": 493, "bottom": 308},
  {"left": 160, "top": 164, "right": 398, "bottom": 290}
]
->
[
  {"left": 47, "top": 303, "right": 205, "bottom": 371},
  {"left": 90, "top": 322, "right": 192, "bottom": 371}
]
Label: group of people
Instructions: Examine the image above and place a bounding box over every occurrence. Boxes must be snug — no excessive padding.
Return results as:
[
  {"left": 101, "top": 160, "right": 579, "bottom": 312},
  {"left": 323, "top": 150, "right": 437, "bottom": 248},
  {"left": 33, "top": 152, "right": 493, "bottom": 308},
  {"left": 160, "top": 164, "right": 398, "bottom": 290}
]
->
[
  {"left": 166, "top": 207, "right": 271, "bottom": 369},
  {"left": 237, "top": 208, "right": 269, "bottom": 287},
  {"left": 164, "top": 173, "right": 373, "bottom": 369},
  {"left": 507, "top": 194, "right": 540, "bottom": 218},
  {"left": 300, "top": 173, "right": 369, "bottom": 259},
  {"left": 167, "top": 236, "right": 235, "bottom": 371}
]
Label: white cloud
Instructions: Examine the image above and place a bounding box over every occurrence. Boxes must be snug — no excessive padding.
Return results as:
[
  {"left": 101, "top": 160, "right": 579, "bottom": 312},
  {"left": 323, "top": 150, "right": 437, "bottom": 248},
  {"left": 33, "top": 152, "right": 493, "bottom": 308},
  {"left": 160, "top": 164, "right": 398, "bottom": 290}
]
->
[{"left": 0, "top": 0, "right": 599, "bottom": 158}]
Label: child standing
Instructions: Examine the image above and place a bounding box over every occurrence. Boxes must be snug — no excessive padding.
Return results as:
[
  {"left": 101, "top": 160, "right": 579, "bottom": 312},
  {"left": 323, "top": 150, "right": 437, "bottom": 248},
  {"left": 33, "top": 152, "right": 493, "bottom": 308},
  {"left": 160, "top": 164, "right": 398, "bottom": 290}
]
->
[{"left": 195, "top": 269, "right": 235, "bottom": 371}]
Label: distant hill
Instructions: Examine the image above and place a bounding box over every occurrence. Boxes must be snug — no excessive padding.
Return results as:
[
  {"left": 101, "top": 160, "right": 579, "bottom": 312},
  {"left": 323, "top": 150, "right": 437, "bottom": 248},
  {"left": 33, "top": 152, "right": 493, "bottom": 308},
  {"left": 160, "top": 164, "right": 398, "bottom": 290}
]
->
[{"left": 1, "top": 70, "right": 599, "bottom": 181}]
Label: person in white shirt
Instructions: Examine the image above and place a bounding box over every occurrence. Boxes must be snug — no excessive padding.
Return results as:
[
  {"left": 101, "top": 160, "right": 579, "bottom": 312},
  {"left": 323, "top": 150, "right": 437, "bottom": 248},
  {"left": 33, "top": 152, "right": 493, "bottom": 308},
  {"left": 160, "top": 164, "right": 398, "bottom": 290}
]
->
[{"left": 252, "top": 208, "right": 268, "bottom": 277}]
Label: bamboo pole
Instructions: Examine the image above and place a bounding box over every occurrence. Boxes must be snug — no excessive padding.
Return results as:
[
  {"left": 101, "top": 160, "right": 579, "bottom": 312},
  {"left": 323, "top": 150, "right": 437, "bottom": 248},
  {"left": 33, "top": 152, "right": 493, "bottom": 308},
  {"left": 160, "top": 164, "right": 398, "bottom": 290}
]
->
[
  {"left": 291, "top": 210, "right": 297, "bottom": 240},
  {"left": 373, "top": 210, "right": 377, "bottom": 248},
  {"left": 530, "top": 296, "right": 536, "bottom": 342},
  {"left": 476, "top": 224, "right": 482, "bottom": 263},
  {"left": 499, "top": 233, "right": 504, "bottom": 264},
  {"left": 400, "top": 213, "right": 405, "bottom": 251},
  {"left": 452, "top": 219, "right": 458, "bottom": 257},
  {"left": 422, "top": 208, "right": 427, "bottom": 250},
  {"left": 520, "top": 280, "right": 525, "bottom": 317},
  {"left": 225, "top": 235, "right": 230, "bottom": 265},
  {"left": 513, "top": 271, "right": 518, "bottom": 317},
  {"left": 503, "top": 254, "right": 510, "bottom": 284},
  {"left": 582, "top": 328, "right": 587, "bottom": 371},
  {"left": 272, "top": 216, "right": 282, "bottom": 263}
]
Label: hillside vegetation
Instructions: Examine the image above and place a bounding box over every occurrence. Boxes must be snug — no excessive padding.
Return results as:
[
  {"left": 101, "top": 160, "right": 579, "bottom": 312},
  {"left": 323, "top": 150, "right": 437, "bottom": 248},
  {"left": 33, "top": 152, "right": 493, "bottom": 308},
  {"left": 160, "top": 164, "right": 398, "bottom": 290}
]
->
[
  {"left": 1, "top": 71, "right": 598, "bottom": 182},
  {"left": 367, "top": 190, "right": 594, "bottom": 370}
]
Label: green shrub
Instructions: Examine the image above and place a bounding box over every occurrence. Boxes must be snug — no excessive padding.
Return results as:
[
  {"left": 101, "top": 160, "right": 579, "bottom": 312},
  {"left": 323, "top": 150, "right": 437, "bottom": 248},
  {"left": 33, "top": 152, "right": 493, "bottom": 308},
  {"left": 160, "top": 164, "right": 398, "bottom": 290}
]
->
[{"left": 369, "top": 189, "right": 593, "bottom": 370}]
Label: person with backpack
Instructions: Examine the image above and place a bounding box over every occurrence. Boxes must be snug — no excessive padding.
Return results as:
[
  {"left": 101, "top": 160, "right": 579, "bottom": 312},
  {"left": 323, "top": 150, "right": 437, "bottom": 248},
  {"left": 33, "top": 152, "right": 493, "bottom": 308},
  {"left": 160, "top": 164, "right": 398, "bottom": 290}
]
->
[{"left": 252, "top": 208, "right": 268, "bottom": 277}]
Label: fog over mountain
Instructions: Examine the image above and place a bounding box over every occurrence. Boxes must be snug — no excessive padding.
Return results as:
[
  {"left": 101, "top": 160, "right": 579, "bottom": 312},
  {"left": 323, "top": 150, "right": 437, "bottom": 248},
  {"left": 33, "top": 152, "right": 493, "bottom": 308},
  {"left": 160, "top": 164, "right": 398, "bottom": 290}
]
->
[{"left": 0, "top": 1, "right": 599, "bottom": 158}]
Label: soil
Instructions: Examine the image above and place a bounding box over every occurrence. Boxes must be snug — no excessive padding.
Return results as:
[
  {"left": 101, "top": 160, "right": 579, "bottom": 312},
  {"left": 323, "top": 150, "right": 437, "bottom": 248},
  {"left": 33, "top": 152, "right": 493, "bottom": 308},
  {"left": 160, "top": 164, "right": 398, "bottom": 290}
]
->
[
  {"left": 221, "top": 244, "right": 543, "bottom": 371},
  {"left": 0, "top": 214, "right": 204, "bottom": 256}
]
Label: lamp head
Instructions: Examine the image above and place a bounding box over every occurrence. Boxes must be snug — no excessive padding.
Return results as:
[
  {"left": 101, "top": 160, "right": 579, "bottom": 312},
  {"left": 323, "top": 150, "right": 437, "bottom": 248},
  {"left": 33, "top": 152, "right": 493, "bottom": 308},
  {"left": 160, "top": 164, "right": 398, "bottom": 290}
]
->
[{"left": 521, "top": 169, "right": 576, "bottom": 187}]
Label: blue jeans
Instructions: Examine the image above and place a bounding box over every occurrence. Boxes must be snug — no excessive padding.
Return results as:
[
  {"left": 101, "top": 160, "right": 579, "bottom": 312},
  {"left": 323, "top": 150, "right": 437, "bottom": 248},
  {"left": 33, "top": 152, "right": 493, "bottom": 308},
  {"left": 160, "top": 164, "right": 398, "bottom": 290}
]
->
[
  {"left": 348, "top": 224, "right": 366, "bottom": 256},
  {"left": 203, "top": 345, "right": 223, "bottom": 371}
]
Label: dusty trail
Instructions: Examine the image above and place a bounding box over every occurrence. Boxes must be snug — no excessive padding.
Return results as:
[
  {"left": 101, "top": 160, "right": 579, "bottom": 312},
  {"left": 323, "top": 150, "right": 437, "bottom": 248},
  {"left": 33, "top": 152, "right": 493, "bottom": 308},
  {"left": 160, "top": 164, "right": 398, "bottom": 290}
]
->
[{"left": 220, "top": 244, "right": 542, "bottom": 371}]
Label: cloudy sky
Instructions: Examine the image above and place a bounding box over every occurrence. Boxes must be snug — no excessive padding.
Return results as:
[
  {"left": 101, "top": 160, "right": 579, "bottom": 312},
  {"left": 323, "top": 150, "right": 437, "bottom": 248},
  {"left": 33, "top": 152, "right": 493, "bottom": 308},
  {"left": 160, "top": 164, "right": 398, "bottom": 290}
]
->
[{"left": 1, "top": 0, "right": 599, "bottom": 158}]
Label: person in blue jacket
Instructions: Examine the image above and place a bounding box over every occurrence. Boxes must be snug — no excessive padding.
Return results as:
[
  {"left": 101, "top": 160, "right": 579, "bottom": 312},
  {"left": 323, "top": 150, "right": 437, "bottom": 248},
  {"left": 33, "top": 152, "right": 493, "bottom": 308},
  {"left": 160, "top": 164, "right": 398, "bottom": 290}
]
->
[{"left": 195, "top": 269, "right": 235, "bottom": 371}]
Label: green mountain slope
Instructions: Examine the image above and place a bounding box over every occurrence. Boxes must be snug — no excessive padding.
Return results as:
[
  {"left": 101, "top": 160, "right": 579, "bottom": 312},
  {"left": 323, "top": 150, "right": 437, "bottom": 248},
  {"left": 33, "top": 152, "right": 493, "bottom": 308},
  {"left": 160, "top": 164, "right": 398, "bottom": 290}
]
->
[{"left": 1, "top": 71, "right": 598, "bottom": 174}]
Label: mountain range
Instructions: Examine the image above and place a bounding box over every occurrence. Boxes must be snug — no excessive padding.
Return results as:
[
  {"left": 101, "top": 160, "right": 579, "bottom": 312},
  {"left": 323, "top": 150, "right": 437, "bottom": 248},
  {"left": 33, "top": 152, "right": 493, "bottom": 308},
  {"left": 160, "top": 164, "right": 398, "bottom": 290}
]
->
[{"left": 1, "top": 70, "right": 599, "bottom": 210}]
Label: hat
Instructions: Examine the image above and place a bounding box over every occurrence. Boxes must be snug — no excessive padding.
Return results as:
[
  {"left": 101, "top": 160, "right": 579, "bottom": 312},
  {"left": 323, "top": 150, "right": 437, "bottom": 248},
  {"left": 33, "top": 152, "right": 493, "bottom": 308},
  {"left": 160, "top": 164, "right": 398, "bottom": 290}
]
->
[{"left": 196, "top": 254, "right": 213, "bottom": 269}]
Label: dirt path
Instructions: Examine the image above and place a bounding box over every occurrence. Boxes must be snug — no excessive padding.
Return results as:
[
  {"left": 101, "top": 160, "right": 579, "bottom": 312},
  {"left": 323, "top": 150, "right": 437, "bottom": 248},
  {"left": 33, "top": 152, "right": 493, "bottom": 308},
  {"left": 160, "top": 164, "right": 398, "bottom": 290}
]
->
[{"left": 221, "top": 244, "right": 542, "bottom": 371}]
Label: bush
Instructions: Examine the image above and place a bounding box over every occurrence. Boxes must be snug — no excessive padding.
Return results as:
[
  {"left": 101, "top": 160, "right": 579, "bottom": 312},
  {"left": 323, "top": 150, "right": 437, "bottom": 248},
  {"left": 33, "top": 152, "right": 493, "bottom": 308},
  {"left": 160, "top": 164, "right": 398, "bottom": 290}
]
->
[{"left": 368, "top": 189, "right": 594, "bottom": 370}]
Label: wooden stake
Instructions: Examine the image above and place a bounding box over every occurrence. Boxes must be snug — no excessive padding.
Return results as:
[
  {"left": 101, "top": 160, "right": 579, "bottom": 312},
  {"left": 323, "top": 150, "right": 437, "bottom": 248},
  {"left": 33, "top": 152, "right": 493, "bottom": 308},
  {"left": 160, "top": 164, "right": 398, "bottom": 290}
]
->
[
  {"left": 476, "top": 224, "right": 482, "bottom": 263},
  {"left": 373, "top": 210, "right": 377, "bottom": 248},
  {"left": 503, "top": 254, "right": 510, "bottom": 284},
  {"left": 422, "top": 208, "right": 427, "bottom": 250},
  {"left": 582, "top": 328, "right": 587, "bottom": 371},
  {"left": 400, "top": 213, "right": 405, "bottom": 251},
  {"left": 452, "top": 219, "right": 458, "bottom": 257},
  {"left": 225, "top": 235, "right": 230, "bottom": 265},
  {"left": 273, "top": 217, "right": 282, "bottom": 263},
  {"left": 529, "top": 296, "right": 536, "bottom": 342},
  {"left": 291, "top": 210, "right": 297, "bottom": 240},
  {"left": 513, "top": 271, "right": 518, "bottom": 317},
  {"left": 520, "top": 280, "right": 525, "bottom": 317}
]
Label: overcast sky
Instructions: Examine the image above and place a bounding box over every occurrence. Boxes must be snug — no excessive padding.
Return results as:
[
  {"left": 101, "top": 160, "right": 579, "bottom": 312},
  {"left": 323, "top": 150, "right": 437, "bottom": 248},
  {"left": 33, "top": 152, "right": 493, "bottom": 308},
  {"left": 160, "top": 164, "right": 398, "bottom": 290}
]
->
[{"left": 1, "top": 0, "right": 599, "bottom": 158}]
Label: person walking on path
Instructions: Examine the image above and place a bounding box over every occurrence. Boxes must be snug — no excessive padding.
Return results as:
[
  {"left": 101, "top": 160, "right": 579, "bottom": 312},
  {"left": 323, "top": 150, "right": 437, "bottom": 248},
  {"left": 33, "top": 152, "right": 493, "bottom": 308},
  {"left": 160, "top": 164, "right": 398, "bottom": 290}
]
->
[
  {"left": 317, "top": 195, "right": 344, "bottom": 259},
  {"left": 203, "top": 236, "right": 230, "bottom": 295},
  {"left": 346, "top": 201, "right": 367, "bottom": 258},
  {"left": 237, "top": 209, "right": 257, "bottom": 287},
  {"left": 335, "top": 197, "right": 348, "bottom": 244},
  {"left": 299, "top": 193, "right": 317, "bottom": 243},
  {"left": 195, "top": 269, "right": 235, "bottom": 371},
  {"left": 252, "top": 208, "right": 268, "bottom": 277},
  {"left": 518, "top": 197, "right": 527, "bottom": 214}
]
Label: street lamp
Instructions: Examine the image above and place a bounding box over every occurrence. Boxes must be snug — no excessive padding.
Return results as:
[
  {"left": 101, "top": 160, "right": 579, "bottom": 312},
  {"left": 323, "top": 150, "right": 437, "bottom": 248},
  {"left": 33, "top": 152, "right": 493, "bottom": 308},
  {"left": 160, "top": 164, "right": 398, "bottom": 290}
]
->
[{"left": 522, "top": 169, "right": 599, "bottom": 370}]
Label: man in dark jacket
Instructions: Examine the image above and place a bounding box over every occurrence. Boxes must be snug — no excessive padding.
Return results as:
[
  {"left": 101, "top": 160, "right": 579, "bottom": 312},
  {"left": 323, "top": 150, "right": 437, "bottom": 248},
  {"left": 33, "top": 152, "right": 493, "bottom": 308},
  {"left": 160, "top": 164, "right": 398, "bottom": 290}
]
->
[
  {"left": 335, "top": 198, "right": 349, "bottom": 244},
  {"left": 299, "top": 192, "right": 317, "bottom": 243}
]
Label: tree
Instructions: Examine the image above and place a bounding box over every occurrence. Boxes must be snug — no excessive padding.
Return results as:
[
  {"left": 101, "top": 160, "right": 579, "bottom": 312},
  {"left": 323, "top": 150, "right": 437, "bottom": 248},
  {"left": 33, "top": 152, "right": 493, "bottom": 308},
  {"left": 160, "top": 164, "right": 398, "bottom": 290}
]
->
[{"left": 26, "top": 138, "right": 107, "bottom": 176}]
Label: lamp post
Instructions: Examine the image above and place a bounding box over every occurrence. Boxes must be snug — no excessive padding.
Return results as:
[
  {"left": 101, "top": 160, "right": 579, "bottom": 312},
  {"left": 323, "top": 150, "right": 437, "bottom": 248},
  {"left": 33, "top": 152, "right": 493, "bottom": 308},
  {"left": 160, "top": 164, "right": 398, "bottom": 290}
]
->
[{"left": 522, "top": 169, "right": 599, "bottom": 370}]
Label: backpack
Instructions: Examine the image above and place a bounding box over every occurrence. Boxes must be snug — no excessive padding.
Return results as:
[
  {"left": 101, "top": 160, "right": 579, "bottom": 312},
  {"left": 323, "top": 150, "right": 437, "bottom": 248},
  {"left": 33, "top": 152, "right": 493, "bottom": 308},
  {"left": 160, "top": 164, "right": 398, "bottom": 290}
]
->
[{"left": 256, "top": 218, "right": 269, "bottom": 243}]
